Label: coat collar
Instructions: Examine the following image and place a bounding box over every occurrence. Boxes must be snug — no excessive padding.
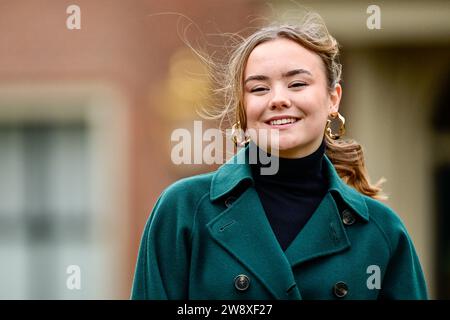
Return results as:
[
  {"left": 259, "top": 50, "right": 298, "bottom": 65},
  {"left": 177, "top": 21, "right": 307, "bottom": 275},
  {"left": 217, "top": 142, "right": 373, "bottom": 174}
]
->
[{"left": 210, "top": 145, "right": 369, "bottom": 221}]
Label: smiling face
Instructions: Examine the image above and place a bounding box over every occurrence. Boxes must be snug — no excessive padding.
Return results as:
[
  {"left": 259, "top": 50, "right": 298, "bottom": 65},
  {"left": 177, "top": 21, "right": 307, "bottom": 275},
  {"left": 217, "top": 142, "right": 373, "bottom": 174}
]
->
[{"left": 243, "top": 37, "right": 342, "bottom": 158}]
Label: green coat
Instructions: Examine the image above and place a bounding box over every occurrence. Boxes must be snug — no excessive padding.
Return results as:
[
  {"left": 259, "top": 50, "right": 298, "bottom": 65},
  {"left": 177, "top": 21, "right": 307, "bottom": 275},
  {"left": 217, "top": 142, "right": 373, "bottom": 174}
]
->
[{"left": 131, "top": 147, "right": 428, "bottom": 300}]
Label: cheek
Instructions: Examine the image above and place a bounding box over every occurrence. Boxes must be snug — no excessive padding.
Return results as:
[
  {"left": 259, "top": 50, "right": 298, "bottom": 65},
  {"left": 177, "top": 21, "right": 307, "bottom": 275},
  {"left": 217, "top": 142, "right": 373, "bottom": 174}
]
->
[
  {"left": 244, "top": 97, "right": 264, "bottom": 124},
  {"left": 297, "top": 89, "right": 330, "bottom": 117},
  {"left": 304, "top": 110, "right": 329, "bottom": 130}
]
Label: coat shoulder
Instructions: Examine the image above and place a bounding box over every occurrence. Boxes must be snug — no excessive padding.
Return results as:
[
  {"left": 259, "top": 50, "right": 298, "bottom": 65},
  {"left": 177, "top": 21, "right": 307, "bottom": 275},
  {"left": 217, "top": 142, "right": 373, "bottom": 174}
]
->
[
  {"left": 160, "top": 171, "right": 214, "bottom": 205},
  {"left": 363, "top": 195, "right": 414, "bottom": 255},
  {"left": 361, "top": 197, "right": 428, "bottom": 299},
  {"left": 148, "top": 171, "right": 215, "bottom": 225},
  {"left": 133, "top": 172, "right": 216, "bottom": 300},
  {"left": 142, "top": 171, "right": 216, "bottom": 244}
]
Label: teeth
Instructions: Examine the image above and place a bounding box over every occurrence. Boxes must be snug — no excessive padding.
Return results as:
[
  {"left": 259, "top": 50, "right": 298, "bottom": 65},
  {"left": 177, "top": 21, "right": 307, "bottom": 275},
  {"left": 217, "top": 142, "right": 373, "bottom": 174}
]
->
[{"left": 269, "top": 118, "right": 298, "bottom": 126}]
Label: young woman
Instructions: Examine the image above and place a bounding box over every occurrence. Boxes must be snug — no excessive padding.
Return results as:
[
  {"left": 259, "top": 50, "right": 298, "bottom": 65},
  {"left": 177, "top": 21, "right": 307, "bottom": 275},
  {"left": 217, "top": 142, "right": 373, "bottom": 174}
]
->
[{"left": 131, "top": 13, "right": 428, "bottom": 300}]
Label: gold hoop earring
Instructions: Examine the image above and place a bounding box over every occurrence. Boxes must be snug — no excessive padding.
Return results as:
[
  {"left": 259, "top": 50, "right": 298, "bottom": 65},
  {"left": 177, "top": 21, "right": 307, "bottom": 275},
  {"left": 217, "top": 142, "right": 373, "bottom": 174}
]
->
[
  {"left": 325, "top": 112, "right": 346, "bottom": 140},
  {"left": 231, "top": 121, "right": 251, "bottom": 147}
]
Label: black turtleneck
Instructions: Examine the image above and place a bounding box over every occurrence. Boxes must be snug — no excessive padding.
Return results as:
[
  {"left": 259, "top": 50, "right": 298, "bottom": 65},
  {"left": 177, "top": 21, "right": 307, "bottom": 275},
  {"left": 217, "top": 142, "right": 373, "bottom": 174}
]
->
[{"left": 250, "top": 139, "right": 328, "bottom": 251}]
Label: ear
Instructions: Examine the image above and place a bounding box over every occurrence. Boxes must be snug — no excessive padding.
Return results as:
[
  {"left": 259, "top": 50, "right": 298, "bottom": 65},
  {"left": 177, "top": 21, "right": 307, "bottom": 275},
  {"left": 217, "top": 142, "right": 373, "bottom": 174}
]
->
[{"left": 328, "top": 83, "right": 342, "bottom": 113}]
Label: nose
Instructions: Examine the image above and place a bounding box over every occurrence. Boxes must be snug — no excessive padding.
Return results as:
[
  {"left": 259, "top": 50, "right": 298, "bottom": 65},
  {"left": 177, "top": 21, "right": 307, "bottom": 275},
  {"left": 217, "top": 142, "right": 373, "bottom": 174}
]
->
[{"left": 269, "top": 85, "right": 291, "bottom": 110}]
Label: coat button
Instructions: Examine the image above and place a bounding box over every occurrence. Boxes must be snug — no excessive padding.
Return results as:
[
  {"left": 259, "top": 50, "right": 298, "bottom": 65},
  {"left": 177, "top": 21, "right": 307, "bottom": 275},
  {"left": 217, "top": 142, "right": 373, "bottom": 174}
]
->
[
  {"left": 342, "top": 209, "right": 356, "bottom": 226},
  {"left": 224, "top": 196, "right": 237, "bottom": 208},
  {"left": 234, "top": 274, "right": 250, "bottom": 291},
  {"left": 333, "top": 281, "right": 349, "bottom": 298}
]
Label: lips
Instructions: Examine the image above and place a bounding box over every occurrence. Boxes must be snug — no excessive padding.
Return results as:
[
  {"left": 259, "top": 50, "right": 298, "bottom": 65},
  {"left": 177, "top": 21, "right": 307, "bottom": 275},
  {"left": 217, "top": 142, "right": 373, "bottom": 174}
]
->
[{"left": 265, "top": 116, "right": 301, "bottom": 126}]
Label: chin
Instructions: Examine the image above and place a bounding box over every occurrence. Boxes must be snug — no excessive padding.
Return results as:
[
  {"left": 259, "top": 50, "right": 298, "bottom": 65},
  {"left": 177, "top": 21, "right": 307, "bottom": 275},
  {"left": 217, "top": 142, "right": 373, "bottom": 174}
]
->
[{"left": 276, "top": 137, "right": 303, "bottom": 151}]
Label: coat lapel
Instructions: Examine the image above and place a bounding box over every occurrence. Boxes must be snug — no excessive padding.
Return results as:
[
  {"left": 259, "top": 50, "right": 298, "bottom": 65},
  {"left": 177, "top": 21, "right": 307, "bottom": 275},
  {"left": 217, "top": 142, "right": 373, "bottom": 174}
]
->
[
  {"left": 284, "top": 155, "right": 367, "bottom": 267},
  {"left": 284, "top": 192, "right": 351, "bottom": 267},
  {"left": 207, "top": 186, "right": 301, "bottom": 300}
]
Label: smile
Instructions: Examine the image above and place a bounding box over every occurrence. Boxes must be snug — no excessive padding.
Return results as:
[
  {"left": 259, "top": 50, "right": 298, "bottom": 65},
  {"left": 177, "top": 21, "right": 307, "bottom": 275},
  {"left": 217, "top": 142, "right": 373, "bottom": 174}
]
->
[{"left": 265, "top": 117, "right": 300, "bottom": 126}]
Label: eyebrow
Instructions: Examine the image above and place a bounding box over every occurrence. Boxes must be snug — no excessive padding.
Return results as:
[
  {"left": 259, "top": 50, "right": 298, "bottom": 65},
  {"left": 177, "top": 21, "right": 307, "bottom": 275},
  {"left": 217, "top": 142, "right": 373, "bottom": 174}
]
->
[{"left": 244, "top": 68, "right": 313, "bottom": 84}]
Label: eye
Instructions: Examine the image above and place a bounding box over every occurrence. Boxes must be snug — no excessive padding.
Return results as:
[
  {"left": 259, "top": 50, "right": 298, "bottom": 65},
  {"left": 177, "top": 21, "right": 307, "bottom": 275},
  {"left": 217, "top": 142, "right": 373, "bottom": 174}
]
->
[
  {"left": 290, "top": 82, "right": 307, "bottom": 88},
  {"left": 250, "top": 87, "right": 268, "bottom": 93}
]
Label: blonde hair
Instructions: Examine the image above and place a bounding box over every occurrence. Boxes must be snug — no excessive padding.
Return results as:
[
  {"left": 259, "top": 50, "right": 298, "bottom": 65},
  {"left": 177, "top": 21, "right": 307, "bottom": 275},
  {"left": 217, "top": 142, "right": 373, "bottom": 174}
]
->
[{"left": 197, "top": 12, "right": 386, "bottom": 200}]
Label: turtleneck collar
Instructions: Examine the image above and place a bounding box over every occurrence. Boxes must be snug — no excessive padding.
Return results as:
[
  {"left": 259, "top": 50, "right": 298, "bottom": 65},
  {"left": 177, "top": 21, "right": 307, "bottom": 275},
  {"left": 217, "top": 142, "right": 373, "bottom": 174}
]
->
[{"left": 250, "top": 139, "right": 326, "bottom": 180}]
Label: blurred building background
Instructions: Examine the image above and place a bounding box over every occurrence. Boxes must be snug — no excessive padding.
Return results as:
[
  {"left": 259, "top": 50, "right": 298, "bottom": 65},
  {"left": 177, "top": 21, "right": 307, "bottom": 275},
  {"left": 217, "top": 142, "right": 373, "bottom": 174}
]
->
[{"left": 0, "top": 0, "right": 448, "bottom": 299}]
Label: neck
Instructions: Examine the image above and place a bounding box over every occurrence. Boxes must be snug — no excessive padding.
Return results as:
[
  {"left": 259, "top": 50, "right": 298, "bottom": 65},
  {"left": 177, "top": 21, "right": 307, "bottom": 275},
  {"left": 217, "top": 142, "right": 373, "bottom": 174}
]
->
[{"left": 250, "top": 139, "right": 326, "bottom": 179}]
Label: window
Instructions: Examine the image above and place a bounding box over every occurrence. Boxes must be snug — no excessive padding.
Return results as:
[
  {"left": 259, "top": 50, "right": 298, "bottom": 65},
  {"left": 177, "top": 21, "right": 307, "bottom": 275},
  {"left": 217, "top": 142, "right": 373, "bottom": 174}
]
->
[{"left": 0, "top": 123, "right": 100, "bottom": 299}]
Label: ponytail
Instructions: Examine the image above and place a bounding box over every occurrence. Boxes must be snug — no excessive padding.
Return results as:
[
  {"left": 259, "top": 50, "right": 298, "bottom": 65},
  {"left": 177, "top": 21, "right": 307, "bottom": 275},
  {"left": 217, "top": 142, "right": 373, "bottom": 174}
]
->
[{"left": 324, "top": 134, "right": 387, "bottom": 200}]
